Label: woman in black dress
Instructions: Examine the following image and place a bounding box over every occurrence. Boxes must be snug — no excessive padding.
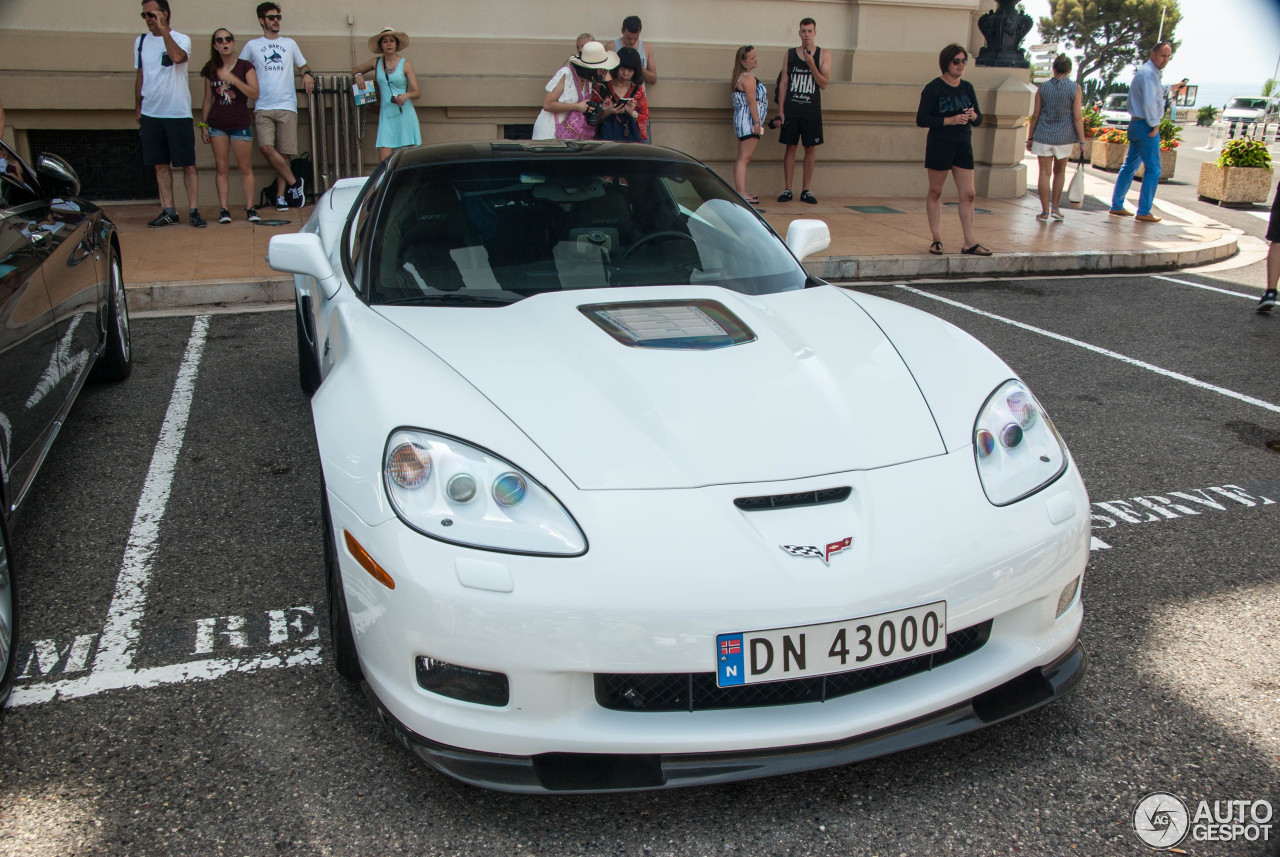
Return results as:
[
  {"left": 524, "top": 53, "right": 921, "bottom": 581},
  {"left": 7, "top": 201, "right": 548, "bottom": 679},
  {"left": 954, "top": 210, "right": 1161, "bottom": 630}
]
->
[{"left": 916, "top": 44, "right": 989, "bottom": 256}]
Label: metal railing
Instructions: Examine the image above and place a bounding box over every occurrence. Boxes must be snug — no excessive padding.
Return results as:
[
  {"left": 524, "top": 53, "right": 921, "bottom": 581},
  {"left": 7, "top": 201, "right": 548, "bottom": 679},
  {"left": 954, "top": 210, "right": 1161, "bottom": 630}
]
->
[{"left": 306, "top": 75, "right": 366, "bottom": 194}]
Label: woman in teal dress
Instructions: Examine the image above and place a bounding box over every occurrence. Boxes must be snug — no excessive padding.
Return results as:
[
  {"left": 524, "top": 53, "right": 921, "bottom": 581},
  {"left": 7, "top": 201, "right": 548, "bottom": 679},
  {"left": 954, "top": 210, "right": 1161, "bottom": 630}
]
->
[{"left": 353, "top": 27, "right": 421, "bottom": 161}]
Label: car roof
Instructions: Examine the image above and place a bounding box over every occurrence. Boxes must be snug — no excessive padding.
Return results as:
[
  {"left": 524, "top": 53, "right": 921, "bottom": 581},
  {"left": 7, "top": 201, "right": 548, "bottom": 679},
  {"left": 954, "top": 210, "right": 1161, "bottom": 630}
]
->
[{"left": 388, "top": 140, "right": 704, "bottom": 170}]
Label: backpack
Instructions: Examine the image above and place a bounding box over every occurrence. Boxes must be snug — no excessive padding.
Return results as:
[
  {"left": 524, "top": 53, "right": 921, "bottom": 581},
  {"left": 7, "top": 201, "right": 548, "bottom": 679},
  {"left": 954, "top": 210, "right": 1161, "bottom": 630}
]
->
[{"left": 258, "top": 152, "right": 313, "bottom": 208}]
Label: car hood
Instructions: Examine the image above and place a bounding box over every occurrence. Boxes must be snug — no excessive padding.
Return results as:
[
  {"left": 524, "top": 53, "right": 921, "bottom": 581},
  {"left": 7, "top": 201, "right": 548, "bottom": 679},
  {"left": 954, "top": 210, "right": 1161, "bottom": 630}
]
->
[
  {"left": 375, "top": 286, "right": 946, "bottom": 489},
  {"left": 1223, "top": 108, "right": 1265, "bottom": 119}
]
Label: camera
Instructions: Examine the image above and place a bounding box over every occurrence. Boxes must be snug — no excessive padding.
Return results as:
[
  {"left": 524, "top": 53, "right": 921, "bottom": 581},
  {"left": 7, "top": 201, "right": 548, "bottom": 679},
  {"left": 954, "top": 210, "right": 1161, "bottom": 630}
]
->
[{"left": 585, "top": 102, "right": 604, "bottom": 126}]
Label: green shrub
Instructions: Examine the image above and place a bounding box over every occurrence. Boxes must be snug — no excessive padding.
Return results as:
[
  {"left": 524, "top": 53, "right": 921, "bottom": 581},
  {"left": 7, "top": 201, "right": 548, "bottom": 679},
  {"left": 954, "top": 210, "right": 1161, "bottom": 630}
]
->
[
  {"left": 1158, "top": 117, "right": 1182, "bottom": 151},
  {"left": 1196, "top": 105, "right": 1218, "bottom": 126},
  {"left": 1216, "top": 138, "right": 1273, "bottom": 169}
]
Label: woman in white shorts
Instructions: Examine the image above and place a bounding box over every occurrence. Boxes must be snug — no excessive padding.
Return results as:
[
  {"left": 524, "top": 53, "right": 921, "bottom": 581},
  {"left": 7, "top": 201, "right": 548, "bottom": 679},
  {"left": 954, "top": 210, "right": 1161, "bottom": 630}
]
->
[{"left": 1026, "top": 54, "right": 1085, "bottom": 221}]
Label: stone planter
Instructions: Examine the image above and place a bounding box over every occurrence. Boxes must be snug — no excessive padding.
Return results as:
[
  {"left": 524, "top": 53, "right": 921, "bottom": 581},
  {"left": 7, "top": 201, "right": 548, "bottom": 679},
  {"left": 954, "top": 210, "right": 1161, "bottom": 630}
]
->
[
  {"left": 1090, "top": 140, "right": 1127, "bottom": 170},
  {"left": 1197, "top": 162, "right": 1274, "bottom": 204},
  {"left": 1135, "top": 148, "right": 1177, "bottom": 183}
]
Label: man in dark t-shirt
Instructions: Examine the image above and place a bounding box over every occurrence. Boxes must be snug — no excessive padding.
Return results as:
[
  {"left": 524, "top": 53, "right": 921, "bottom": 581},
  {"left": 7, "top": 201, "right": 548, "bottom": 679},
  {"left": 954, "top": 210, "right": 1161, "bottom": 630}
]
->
[{"left": 777, "top": 17, "right": 830, "bottom": 204}]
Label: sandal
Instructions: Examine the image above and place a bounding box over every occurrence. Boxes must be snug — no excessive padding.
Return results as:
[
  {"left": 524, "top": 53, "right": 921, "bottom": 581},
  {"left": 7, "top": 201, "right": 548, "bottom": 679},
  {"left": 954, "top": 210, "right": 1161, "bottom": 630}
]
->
[
  {"left": 744, "top": 194, "right": 759, "bottom": 205},
  {"left": 961, "top": 243, "right": 992, "bottom": 256},
  {"left": 929, "top": 241, "right": 943, "bottom": 255},
  {"left": 1050, "top": 209, "right": 1064, "bottom": 221},
  {"left": 1036, "top": 211, "right": 1051, "bottom": 221}
]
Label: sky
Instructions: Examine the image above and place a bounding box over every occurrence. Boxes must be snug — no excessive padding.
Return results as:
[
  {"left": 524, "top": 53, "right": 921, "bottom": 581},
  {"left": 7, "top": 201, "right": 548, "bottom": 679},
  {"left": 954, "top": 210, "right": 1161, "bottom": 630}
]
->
[{"left": 1022, "top": 0, "right": 1280, "bottom": 94}]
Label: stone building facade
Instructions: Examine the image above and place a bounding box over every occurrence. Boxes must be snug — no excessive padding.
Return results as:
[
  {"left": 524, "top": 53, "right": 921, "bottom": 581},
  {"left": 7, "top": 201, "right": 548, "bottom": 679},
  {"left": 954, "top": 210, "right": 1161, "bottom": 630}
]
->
[{"left": 0, "top": 0, "right": 1033, "bottom": 204}]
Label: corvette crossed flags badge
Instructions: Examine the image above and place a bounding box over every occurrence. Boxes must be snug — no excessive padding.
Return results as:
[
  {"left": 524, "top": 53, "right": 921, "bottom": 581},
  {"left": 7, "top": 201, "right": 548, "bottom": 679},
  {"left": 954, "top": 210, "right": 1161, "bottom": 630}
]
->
[{"left": 780, "top": 537, "right": 853, "bottom": 565}]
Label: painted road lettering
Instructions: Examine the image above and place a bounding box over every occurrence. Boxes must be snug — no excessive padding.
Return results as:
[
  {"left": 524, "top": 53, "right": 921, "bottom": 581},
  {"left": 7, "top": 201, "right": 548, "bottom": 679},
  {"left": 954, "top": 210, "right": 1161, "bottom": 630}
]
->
[
  {"left": 196, "top": 607, "right": 319, "bottom": 654},
  {"left": 16, "top": 634, "right": 97, "bottom": 680},
  {"left": 1089, "top": 482, "right": 1275, "bottom": 551}
]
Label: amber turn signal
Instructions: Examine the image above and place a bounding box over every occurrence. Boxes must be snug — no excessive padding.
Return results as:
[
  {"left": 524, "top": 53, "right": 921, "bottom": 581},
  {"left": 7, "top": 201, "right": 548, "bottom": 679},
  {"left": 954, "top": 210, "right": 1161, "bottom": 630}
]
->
[{"left": 344, "top": 530, "right": 395, "bottom": 590}]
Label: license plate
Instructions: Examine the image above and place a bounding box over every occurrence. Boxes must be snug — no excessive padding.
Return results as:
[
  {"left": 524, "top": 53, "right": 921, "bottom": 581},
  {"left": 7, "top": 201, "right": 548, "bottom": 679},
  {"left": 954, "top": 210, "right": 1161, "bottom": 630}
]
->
[{"left": 716, "top": 602, "right": 947, "bottom": 687}]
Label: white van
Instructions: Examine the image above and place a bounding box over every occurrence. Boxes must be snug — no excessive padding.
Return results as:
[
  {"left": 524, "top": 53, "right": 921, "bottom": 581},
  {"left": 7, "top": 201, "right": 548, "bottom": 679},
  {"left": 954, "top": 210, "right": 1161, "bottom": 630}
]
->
[
  {"left": 1222, "top": 96, "right": 1280, "bottom": 137},
  {"left": 1100, "top": 93, "right": 1129, "bottom": 129}
]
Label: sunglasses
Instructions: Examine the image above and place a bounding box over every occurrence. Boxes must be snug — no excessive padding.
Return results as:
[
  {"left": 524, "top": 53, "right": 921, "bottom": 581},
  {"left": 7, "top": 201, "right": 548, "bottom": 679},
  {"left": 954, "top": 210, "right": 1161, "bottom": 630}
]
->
[
  {"left": 214, "top": 35, "right": 234, "bottom": 44},
  {"left": 263, "top": 13, "right": 282, "bottom": 20},
  {"left": 951, "top": 57, "right": 968, "bottom": 65},
  {"left": 140, "top": 11, "right": 158, "bottom": 19}
]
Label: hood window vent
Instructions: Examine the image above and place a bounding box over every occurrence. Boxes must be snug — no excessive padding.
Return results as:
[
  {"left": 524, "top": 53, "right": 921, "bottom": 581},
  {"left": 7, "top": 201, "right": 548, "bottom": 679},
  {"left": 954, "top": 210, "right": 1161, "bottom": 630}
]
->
[
  {"left": 579, "top": 300, "right": 756, "bottom": 350},
  {"left": 734, "top": 486, "right": 852, "bottom": 511}
]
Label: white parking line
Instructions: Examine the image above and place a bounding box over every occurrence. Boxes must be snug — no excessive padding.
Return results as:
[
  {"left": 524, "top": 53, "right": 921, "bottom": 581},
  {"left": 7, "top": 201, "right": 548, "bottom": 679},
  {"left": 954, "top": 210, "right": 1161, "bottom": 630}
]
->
[
  {"left": 10, "top": 646, "right": 322, "bottom": 706},
  {"left": 93, "top": 315, "right": 210, "bottom": 673},
  {"left": 894, "top": 286, "right": 1280, "bottom": 415},
  {"left": 1151, "top": 275, "right": 1258, "bottom": 300}
]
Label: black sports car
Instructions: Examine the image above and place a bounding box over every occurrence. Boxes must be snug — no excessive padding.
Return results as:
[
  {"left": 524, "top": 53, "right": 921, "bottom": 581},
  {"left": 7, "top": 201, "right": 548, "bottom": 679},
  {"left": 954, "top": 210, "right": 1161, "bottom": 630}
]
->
[{"left": 0, "top": 139, "right": 131, "bottom": 706}]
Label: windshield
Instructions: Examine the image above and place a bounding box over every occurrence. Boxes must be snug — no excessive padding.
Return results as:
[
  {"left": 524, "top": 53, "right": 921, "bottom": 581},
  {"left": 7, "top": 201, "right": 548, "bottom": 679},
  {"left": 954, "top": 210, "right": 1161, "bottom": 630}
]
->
[
  {"left": 1104, "top": 95, "right": 1127, "bottom": 110},
  {"left": 365, "top": 159, "right": 808, "bottom": 305},
  {"left": 1227, "top": 97, "right": 1269, "bottom": 110}
]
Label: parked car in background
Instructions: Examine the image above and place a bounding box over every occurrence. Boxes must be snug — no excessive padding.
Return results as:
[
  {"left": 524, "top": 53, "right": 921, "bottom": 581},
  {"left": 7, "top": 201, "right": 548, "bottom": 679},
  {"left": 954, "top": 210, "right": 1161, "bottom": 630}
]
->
[
  {"left": 1100, "top": 93, "right": 1129, "bottom": 129},
  {"left": 1222, "top": 95, "right": 1280, "bottom": 138},
  {"left": 268, "top": 140, "right": 1090, "bottom": 793},
  {"left": 0, "top": 139, "right": 131, "bottom": 706}
]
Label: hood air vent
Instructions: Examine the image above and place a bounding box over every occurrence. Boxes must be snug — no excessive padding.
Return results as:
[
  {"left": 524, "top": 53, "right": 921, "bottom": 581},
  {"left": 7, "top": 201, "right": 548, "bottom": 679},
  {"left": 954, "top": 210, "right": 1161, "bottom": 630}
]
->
[{"left": 733, "top": 486, "right": 852, "bottom": 511}]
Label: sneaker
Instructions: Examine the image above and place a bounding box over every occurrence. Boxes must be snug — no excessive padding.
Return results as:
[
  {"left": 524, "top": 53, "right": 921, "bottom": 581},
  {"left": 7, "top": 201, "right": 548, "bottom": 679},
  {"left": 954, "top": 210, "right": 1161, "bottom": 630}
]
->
[
  {"left": 777, "top": 189, "right": 793, "bottom": 202},
  {"left": 800, "top": 190, "right": 817, "bottom": 204},
  {"left": 1258, "top": 289, "right": 1278, "bottom": 313},
  {"left": 189, "top": 210, "right": 207, "bottom": 228},
  {"left": 147, "top": 210, "right": 179, "bottom": 228},
  {"left": 246, "top": 208, "right": 260, "bottom": 223},
  {"left": 287, "top": 177, "right": 305, "bottom": 206},
  {"left": 276, "top": 195, "right": 289, "bottom": 212},
  {"left": 217, "top": 208, "right": 232, "bottom": 224}
]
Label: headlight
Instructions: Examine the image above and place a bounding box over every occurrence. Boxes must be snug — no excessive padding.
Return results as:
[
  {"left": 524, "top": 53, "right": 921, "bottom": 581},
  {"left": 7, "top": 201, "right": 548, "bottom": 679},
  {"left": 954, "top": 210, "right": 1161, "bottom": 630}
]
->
[
  {"left": 973, "top": 380, "right": 1068, "bottom": 505},
  {"left": 384, "top": 429, "right": 586, "bottom": 556}
]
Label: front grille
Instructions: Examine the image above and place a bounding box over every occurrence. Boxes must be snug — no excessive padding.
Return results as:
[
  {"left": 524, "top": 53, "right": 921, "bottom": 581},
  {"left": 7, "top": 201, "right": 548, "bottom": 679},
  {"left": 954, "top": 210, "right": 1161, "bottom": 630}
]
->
[
  {"left": 733, "top": 486, "right": 851, "bottom": 511},
  {"left": 595, "top": 620, "right": 992, "bottom": 712}
]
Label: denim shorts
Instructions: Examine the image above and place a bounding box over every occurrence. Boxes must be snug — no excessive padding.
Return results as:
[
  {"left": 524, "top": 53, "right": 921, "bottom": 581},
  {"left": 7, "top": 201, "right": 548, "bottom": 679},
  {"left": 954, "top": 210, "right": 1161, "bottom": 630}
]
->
[{"left": 209, "top": 127, "right": 253, "bottom": 141}]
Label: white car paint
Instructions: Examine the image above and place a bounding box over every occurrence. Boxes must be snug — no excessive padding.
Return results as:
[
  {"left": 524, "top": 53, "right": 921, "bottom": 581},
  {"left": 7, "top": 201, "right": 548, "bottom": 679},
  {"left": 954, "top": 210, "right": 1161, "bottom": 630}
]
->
[{"left": 269, "top": 157, "right": 1090, "bottom": 792}]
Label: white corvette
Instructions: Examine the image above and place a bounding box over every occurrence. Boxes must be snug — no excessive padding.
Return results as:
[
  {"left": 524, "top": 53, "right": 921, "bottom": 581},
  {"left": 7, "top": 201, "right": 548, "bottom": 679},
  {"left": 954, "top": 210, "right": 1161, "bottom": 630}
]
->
[{"left": 268, "top": 141, "right": 1089, "bottom": 793}]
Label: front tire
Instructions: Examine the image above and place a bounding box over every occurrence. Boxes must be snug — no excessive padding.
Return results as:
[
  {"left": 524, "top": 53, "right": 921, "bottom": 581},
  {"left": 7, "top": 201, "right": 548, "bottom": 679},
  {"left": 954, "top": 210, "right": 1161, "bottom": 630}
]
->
[
  {"left": 0, "top": 516, "right": 19, "bottom": 707},
  {"left": 92, "top": 252, "right": 132, "bottom": 382},
  {"left": 323, "top": 491, "right": 363, "bottom": 681}
]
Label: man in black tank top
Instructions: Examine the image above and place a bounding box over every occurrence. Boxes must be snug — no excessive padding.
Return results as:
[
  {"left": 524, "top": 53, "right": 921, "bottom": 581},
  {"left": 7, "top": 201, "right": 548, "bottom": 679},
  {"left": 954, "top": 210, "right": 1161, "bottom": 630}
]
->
[{"left": 777, "top": 17, "right": 830, "bottom": 204}]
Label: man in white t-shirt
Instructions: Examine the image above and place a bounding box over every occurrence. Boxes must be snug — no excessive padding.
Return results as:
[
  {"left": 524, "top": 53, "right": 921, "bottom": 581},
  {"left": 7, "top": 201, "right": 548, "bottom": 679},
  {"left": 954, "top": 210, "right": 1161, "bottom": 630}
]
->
[
  {"left": 240, "top": 1, "right": 313, "bottom": 211},
  {"left": 134, "top": 0, "right": 204, "bottom": 227}
]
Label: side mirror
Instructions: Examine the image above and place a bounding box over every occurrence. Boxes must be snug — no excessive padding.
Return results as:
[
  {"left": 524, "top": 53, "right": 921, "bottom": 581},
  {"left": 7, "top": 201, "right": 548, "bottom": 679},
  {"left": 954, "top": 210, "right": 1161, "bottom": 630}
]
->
[
  {"left": 785, "top": 219, "right": 831, "bottom": 262},
  {"left": 34, "top": 153, "right": 80, "bottom": 198},
  {"left": 268, "top": 232, "right": 339, "bottom": 298}
]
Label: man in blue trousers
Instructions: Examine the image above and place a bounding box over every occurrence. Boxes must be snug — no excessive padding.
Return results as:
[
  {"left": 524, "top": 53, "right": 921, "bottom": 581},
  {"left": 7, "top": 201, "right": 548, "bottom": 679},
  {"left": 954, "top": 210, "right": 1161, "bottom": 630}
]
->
[{"left": 1109, "top": 41, "right": 1174, "bottom": 223}]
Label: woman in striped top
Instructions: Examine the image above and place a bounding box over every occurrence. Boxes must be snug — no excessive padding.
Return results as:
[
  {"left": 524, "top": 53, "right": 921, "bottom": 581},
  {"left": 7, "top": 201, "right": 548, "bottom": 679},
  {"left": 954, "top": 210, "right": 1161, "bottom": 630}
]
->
[
  {"left": 1026, "top": 54, "right": 1086, "bottom": 221},
  {"left": 731, "top": 45, "right": 767, "bottom": 205}
]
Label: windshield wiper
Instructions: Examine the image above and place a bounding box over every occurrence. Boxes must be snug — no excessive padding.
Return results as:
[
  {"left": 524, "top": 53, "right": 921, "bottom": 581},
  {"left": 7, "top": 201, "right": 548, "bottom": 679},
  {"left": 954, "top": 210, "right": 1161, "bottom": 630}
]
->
[{"left": 380, "top": 293, "right": 517, "bottom": 306}]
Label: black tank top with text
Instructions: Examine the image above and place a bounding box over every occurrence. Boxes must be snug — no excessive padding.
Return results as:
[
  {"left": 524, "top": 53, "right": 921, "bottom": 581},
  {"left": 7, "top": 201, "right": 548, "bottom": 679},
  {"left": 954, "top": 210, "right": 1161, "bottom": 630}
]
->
[{"left": 785, "top": 47, "right": 822, "bottom": 115}]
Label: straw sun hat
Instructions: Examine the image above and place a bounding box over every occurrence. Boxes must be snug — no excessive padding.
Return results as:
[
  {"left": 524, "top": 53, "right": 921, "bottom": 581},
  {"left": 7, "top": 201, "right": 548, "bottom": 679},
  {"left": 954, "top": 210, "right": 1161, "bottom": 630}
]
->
[
  {"left": 569, "top": 40, "right": 619, "bottom": 70},
  {"left": 368, "top": 27, "right": 409, "bottom": 53}
]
